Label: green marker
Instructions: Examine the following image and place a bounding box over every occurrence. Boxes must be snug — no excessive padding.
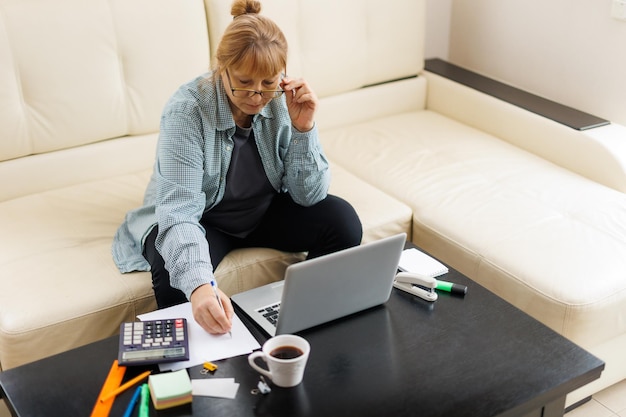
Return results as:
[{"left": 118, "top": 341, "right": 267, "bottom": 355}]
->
[
  {"left": 139, "top": 383, "right": 150, "bottom": 417},
  {"left": 435, "top": 280, "right": 467, "bottom": 295}
]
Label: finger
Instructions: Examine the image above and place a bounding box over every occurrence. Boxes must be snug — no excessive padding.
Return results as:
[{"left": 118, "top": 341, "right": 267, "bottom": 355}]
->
[
  {"left": 294, "top": 91, "right": 315, "bottom": 105},
  {"left": 220, "top": 292, "right": 235, "bottom": 319},
  {"left": 194, "top": 309, "right": 222, "bottom": 334},
  {"left": 281, "top": 77, "right": 307, "bottom": 94},
  {"left": 284, "top": 88, "right": 299, "bottom": 108},
  {"left": 291, "top": 84, "right": 316, "bottom": 103},
  {"left": 192, "top": 298, "right": 231, "bottom": 334},
  {"left": 207, "top": 300, "right": 232, "bottom": 333},
  {"left": 191, "top": 285, "right": 222, "bottom": 332}
]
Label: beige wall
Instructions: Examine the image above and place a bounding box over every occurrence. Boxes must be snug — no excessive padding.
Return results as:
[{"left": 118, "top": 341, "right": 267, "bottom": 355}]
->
[
  {"left": 425, "top": 0, "right": 452, "bottom": 60},
  {"left": 426, "top": 0, "right": 626, "bottom": 127}
]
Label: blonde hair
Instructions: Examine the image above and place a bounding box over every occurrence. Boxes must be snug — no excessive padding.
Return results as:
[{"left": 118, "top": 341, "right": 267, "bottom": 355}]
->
[{"left": 214, "top": 0, "right": 287, "bottom": 78}]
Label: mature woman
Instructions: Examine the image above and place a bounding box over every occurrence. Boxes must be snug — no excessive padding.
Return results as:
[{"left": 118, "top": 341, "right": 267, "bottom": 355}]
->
[{"left": 112, "top": 0, "right": 362, "bottom": 334}]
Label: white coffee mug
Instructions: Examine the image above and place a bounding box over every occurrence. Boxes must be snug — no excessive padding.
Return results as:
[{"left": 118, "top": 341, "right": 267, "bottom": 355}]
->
[{"left": 248, "top": 334, "right": 310, "bottom": 387}]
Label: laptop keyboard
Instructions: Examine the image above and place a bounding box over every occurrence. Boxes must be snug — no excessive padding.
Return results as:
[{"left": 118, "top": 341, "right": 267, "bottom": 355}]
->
[{"left": 257, "top": 303, "right": 281, "bottom": 327}]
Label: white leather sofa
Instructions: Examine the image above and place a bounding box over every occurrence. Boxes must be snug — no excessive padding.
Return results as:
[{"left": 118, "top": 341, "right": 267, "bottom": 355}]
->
[{"left": 1, "top": 0, "right": 625, "bottom": 407}]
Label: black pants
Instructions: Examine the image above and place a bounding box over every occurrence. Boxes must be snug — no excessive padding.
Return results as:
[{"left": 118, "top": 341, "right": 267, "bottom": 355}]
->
[{"left": 143, "top": 193, "right": 363, "bottom": 308}]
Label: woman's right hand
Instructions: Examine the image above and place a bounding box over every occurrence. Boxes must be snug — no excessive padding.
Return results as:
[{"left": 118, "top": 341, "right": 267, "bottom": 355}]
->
[{"left": 190, "top": 283, "right": 234, "bottom": 334}]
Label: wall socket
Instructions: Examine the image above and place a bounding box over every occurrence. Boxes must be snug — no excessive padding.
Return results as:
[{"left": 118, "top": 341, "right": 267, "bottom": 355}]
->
[{"left": 612, "top": 0, "right": 626, "bottom": 20}]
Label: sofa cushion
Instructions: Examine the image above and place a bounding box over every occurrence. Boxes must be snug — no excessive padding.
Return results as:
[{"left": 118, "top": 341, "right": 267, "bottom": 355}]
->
[
  {"left": 328, "top": 162, "right": 412, "bottom": 243},
  {"left": 0, "top": 172, "right": 156, "bottom": 370},
  {"left": 321, "top": 109, "right": 626, "bottom": 352}
]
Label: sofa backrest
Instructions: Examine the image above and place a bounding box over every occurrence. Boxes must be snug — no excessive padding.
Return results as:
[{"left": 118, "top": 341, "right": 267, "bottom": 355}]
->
[
  {"left": 0, "top": 0, "right": 210, "bottom": 201},
  {"left": 205, "top": 0, "right": 427, "bottom": 132},
  {"left": 0, "top": 0, "right": 426, "bottom": 201},
  {"left": 204, "top": 0, "right": 426, "bottom": 101}
]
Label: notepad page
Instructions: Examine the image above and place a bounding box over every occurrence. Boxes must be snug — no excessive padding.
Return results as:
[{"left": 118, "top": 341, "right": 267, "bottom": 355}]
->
[
  {"left": 148, "top": 369, "right": 192, "bottom": 400},
  {"left": 137, "top": 302, "right": 261, "bottom": 372},
  {"left": 398, "top": 248, "right": 448, "bottom": 277}
]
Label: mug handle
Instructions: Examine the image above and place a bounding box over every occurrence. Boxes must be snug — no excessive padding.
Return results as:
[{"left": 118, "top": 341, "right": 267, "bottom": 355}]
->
[{"left": 248, "top": 351, "right": 273, "bottom": 380}]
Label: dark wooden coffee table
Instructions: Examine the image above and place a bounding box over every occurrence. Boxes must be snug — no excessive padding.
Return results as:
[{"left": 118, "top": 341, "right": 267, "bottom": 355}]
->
[{"left": 0, "top": 246, "right": 603, "bottom": 417}]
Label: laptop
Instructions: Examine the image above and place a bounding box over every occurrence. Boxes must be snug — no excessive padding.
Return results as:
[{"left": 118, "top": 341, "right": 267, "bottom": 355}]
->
[{"left": 231, "top": 233, "right": 406, "bottom": 336}]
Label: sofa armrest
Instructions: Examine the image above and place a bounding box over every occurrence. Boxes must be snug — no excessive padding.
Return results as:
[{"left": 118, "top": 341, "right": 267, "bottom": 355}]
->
[{"left": 424, "top": 59, "right": 626, "bottom": 193}]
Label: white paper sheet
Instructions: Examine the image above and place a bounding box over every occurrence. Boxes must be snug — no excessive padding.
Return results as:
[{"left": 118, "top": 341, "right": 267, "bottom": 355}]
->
[
  {"left": 191, "top": 378, "right": 240, "bottom": 399},
  {"left": 137, "top": 302, "right": 260, "bottom": 372}
]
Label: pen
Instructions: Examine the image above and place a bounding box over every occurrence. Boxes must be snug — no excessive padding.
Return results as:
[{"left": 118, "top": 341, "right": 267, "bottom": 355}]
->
[
  {"left": 210, "top": 279, "right": 232, "bottom": 338},
  {"left": 100, "top": 370, "right": 151, "bottom": 402},
  {"left": 122, "top": 385, "right": 142, "bottom": 417},
  {"left": 139, "top": 383, "right": 150, "bottom": 417},
  {"left": 435, "top": 279, "right": 468, "bottom": 295}
]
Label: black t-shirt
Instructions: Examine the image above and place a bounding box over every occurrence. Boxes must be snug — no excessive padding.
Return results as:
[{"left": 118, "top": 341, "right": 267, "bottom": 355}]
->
[{"left": 202, "top": 125, "right": 276, "bottom": 237}]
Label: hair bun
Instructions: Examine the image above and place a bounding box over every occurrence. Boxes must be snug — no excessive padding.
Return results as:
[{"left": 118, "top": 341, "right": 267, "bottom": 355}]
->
[{"left": 231, "top": 0, "right": 262, "bottom": 18}]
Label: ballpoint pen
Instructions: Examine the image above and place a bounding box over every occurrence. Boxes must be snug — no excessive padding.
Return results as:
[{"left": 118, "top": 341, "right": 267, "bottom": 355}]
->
[{"left": 210, "top": 279, "right": 232, "bottom": 338}]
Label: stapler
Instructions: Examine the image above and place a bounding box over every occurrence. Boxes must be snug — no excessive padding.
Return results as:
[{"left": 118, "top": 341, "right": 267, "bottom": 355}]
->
[{"left": 393, "top": 272, "right": 438, "bottom": 302}]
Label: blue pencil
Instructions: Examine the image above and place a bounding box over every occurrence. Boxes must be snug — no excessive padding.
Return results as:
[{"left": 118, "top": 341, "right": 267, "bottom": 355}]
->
[{"left": 122, "top": 385, "right": 143, "bottom": 417}]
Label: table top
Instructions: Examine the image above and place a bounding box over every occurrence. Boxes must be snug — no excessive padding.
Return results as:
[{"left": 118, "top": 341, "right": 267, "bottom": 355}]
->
[{"left": 0, "top": 252, "right": 604, "bottom": 417}]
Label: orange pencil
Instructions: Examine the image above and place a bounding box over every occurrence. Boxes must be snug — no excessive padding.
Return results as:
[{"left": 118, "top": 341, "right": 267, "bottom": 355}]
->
[{"left": 100, "top": 370, "right": 152, "bottom": 403}]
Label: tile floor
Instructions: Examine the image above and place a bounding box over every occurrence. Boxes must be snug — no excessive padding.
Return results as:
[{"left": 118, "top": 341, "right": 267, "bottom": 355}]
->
[
  {"left": 1, "top": 378, "right": 625, "bottom": 416},
  {"left": 567, "top": 379, "right": 626, "bottom": 417}
]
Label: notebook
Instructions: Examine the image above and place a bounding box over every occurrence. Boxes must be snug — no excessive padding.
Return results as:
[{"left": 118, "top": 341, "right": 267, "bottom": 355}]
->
[
  {"left": 231, "top": 233, "right": 406, "bottom": 336},
  {"left": 398, "top": 247, "right": 448, "bottom": 277}
]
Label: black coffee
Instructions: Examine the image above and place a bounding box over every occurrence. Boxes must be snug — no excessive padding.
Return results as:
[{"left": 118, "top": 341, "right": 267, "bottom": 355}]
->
[{"left": 270, "top": 345, "right": 303, "bottom": 360}]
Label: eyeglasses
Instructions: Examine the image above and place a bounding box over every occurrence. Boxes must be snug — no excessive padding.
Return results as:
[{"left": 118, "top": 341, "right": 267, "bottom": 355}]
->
[{"left": 225, "top": 69, "right": 285, "bottom": 99}]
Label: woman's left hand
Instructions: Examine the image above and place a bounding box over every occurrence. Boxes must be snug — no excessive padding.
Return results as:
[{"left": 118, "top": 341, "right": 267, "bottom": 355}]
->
[{"left": 281, "top": 76, "right": 317, "bottom": 132}]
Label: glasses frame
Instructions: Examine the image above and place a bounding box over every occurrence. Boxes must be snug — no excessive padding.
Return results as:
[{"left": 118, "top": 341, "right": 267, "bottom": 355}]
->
[{"left": 225, "top": 69, "right": 285, "bottom": 99}]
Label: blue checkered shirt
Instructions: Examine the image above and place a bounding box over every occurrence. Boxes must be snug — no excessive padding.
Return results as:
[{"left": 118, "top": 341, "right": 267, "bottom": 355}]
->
[{"left": 112, "top": 72, "right": 330, "bottom": 298}]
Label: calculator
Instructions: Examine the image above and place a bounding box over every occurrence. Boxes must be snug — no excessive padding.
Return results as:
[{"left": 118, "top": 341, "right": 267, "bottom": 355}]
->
[{"left": 118, "top": 318, "right": 190, "bottom": 366}]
